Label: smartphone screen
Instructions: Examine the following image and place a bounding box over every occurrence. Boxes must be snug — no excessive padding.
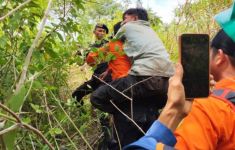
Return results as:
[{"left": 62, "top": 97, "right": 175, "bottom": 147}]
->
[{"left": 180, "top": 34, "right": 210, "bottom": 98}]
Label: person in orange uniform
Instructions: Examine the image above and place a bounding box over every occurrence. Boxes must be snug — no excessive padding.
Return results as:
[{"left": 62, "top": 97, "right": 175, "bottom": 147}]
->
[
  {"left": 123, "top": 2, "right": 235, "bottom": 150},
  {"left": 86, "top": 22, "right": 131, "bottom": 80},
  {"left": 175, "top": 3, "right": 235, "bottom": 149}
]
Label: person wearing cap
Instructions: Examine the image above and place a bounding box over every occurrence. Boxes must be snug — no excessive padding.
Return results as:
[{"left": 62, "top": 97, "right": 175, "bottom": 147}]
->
[
  {"left": 86, "top": 22, "right": 132, "bottom": 149},
  {"left": 72, "top": 23, "right": 111, "bottom": 150},
  {"left": 174, "top": 2, "right": 235, "bottom": 149},
  {"left": 124, "top": 2, "right": 235, "bottom": 150},
  {"left": 86, "top": 22, "right": 131, "bottom": 80},
  {"left": 72, "top": 23, "right": 110, "bottom": 103},
  {"left": 92, "top": 23, "right": 109, "bottom": 47}
]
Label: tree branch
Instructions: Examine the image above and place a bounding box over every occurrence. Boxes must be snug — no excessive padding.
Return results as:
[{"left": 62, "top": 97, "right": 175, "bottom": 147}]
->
[
  {"left": 36, "top": 5, "right": 71, "bottom": 51},
  {"left": 0, "top": 103, "right": 21, "bottom": 123},
  {"left": 22, "top": 123, "right": 54, "bottom": 150},
  {"left": 15, "top": 0, "right": 53, "bottom": 93},
  {"left": 0, "top": 103, "right": 54, "bottom": 149},
  {"left": 0, "top": 0, "right": 32, "bottom": 21}
]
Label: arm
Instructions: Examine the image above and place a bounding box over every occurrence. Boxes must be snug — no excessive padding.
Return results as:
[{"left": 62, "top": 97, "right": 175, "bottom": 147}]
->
[
  {"left": 86, "top": 51, "right": 98, "bottom": 66},
  {"left": 86, "top": 44, "right": 109, "bottom": 66},
  {"left": 124, "top": 64, "right": 192, "bottom": 150},
  {"left": 124, "top": 120, "right": 176, "bottom": 150}
]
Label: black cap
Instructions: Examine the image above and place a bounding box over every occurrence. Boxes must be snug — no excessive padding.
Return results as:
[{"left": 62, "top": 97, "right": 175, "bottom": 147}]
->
[
  {"left": 95, "top": 23, "right": 109, "bottom": 34},
  {"left": 211, "top": 29, "right": 235, "bottom": 57}
]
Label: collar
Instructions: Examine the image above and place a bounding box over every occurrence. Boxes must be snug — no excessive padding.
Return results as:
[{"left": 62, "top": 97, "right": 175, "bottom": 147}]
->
[
  {"left": 215, "top": 76, "right": 235, "bottom": 89},
  {"left": 127, "top": 20, "right": 150, "bottom": 26}
]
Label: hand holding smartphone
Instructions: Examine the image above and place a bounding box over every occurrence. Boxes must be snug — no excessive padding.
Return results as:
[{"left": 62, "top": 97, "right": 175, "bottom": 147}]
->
[{"left": 179, "top": 34, "right": 210, "bottom": 99}]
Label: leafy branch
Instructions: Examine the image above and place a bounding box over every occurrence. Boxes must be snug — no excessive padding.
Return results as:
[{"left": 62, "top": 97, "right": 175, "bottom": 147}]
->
[
  {"left": 0, "top": 103, "right": 54, "bottom": 149},
  {"left": 0, "top": 0, "right": 32, "bottom": 21},
  {"left": 15, "top": 0, "right": 53, "bottom": 94}
]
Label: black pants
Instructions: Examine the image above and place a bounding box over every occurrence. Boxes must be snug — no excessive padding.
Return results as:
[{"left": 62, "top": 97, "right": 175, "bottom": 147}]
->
[
  {"left": 72, "top": 62, "right": 112, "bottom": 103},
  {"left": 108, "top": 104, "right": 159, "bottom": 150},
  {"left": 90, "top": 75, "right": 169, "bottom": 113},
  {"left": 90, "top": 75, "right": 169, "bottom": 148}
]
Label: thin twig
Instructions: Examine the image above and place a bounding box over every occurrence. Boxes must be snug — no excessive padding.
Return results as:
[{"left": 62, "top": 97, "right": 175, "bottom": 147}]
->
[
  {"left": 0, "top": 58, "right": 11, "bottom": 72},
  {"left": 52, "top": 115, "right": 78, "bottom": 150},
  {"left": 0, "top": 103, "right": 21, "bottom": 123},
  {"left": 50, "top": 92, "right": 93, "bottom": 150},
  {"left": 43, "top": 90, "right": 60, "bottom": 150},
  {"left": 22, "top": 123, "right": 54, "bottom": 150},
  {"left": 12, "top": 55, "right": 17, "bottom": 82},
  {"left": 0, "top": 0, "right": 32, "bottom": 21},
  {"left": 113, "top": 120, "right": 121, "bottom": 150},
  {"left": 0, "top": 113, "right": 16, "bottom": 123},
  {"left": 122, "top": 76, "right": 153, "bottom": 93},
  {"left": 0, "top": 124, "right": 19, "bottom": 135},
  {"left": 90, "top": 132, "right": 104, "bottom": 147},
  {"left": 63, "top": 0, "right": 66, "bottom": 18},
  {"left": 19, "top": 78, "right": 34, "bottom": 111},
  {"left": 0, "top": 103, "right": 54, "bottom": 149},
  {"left": 85, "top": 0, "right": 102, "bottom": 5},
  {"left": 130, "top": 83, "right": 133, "bottom": 119},
  {"left": 29, "top": 134, "right": 36, "bottom": 150},
  {"left": 26, "top": 62, "right": 56, "bottom": 83},
  {"left": 36, "top": 4, "right": 71, "bottom": 51},
  {"left": 36, "top": 24, "right": 60, "bottom": 50},
  {"left": 92, "top": 75, "right": 152, "bottom": 135},
  {"left": 92, "top": 75, "right": 132, "bottom": 101},
  {"left": 15, "top": 0, "right": 53, "bottom": 94},
  {"left": 110, "top": 100, "right": 145, "bottom": 134}
]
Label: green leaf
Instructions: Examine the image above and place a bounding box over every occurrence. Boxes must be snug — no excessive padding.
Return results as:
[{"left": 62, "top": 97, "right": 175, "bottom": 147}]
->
[
  {"left": 74, "top": 1, "right": 85, "bottom": 10},
  {"left": 22, "top": 117, "right": 31, "bottom": 124},
  {"left": 0, "top": 35, "right": 8, "bottom": 48},
  {"left": 3, "top": 129, "right": 18, "bottom": 150},
  {"left": 33, "top": 80, "right": 43, "bottom": 89},
  {"left": 49, "top": 128, "right": 62, "bottom": 136},
  {"left": 30, "top": 103, "right": 43, "bottom": 113},
  {"left": 56, "top": 31, "right": 64, "bottom": 42},
  {"left": 6, "top": 85, "right": 27, "bottom": 112},
  {"left": 45, "top": 47, "right": 59, "bottom": 58},
  {"left": 105, "top": 53, "right": 116, "bottom": 62}
]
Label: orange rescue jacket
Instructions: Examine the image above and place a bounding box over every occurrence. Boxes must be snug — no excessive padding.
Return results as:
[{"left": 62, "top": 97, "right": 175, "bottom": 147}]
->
[
  {"left": 86, "top": 40, "right": 131, "bottom": 80},
  {"left": 175, "top": 77, "right": 235, "bottom": 150}
]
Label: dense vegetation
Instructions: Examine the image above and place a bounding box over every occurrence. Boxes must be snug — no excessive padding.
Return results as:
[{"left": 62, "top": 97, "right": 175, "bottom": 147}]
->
[{"left": 0, "top": 0, "right": 232, "bottom": 149}]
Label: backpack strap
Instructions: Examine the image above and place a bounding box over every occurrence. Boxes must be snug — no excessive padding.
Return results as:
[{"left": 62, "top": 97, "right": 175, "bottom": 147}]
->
[{"left": 211, "top": 88, "right": 235, "bottom": 111}]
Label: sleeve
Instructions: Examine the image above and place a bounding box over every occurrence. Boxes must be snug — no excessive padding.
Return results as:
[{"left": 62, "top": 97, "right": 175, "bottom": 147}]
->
[
  {"left": 86, "top": 51, "right": 98, "bottom": 65},
  {"left": 86, "top": 44, "right": 109, "bottom": 65},
  {"left": 123, "top": 120, "right": 176, "bottom": 150},
  {"left": 175, "top": 100, "right": 221, "bottom": 150}
]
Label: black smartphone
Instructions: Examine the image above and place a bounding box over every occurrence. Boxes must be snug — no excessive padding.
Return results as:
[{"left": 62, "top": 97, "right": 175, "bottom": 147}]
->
[{"left": 179, "top": 34, "right": 210, "bottom": 98}]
